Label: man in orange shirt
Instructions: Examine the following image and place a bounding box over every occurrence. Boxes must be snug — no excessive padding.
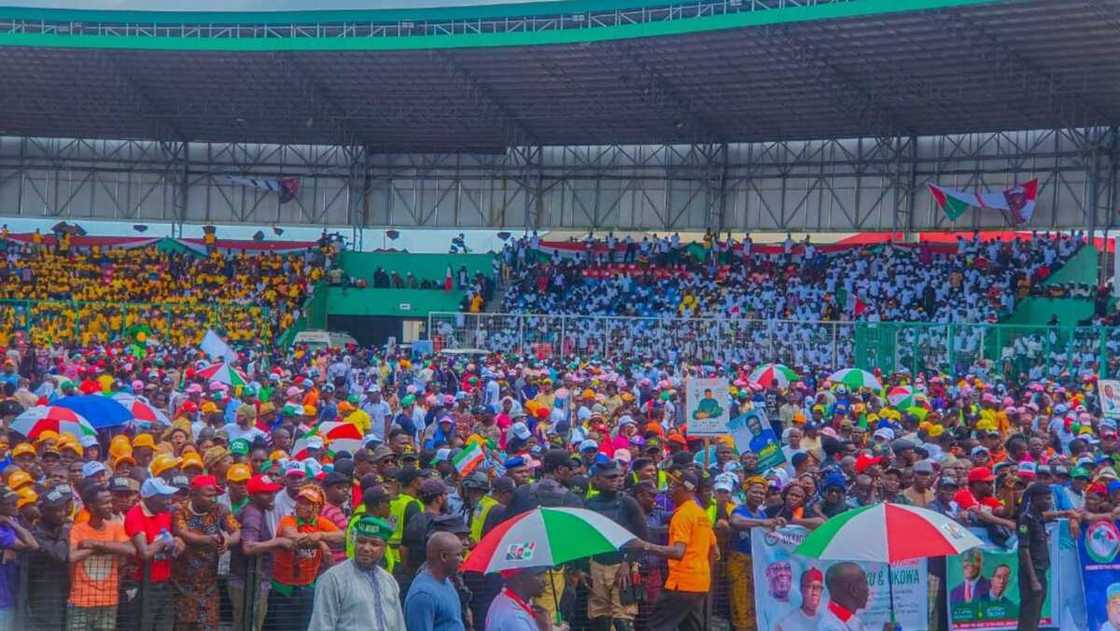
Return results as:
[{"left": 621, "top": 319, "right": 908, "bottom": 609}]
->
[
  {"left": 271, "top": 486, "right": 345, "bottom": 631},
  {"left": 638, "top": 471, "right": 716, "bottom": 631},
  {"left": 67, "top": 481, "right": 135, "bottom": 631}
]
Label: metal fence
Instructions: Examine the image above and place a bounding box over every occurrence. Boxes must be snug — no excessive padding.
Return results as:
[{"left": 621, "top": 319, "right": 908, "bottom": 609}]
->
[
  {"left": 428, "top": 312, "right": 1120, "bottom": 380},
  {"left": 0, "top": 298, "right": 274, "bottom": 347}
]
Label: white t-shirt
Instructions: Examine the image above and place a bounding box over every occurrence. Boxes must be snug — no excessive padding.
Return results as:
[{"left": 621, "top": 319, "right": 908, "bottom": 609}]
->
[{"left": 222, "top": 423, "right": 267, "bottom": 446}]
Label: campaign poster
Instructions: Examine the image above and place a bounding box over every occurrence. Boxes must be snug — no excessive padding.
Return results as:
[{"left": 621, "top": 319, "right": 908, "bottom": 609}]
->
[
  {"left": 729, "top": 409, "right": 785, "bottom": 472},
  {"left": 945, "top": 526, "right": 1057, "bottom": 630},
  {"left": 751, "top": 527, "right": 928, "bottom": 631},
  {"left": 1079, "top": 519, "right": 1120, "bottom": 631},
  {"left": 1101, "top": 380, "right": 1120, "bottom": 419},
  {"left": 685, "top": 377, "right": 730, "bottom": 436}
]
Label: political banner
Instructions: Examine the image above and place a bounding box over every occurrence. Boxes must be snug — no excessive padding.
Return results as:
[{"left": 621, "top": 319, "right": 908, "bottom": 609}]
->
[
  {"left": 685, "top": 377, "right": 730, "bottom": 436},
  {"left": 1100, "top": 380, "right": 1120, "bottom": 419},
  {"left": 751, "top": 527, "right": 929, "bottom": 631},
  {"left": 729, "top": 409, "right": 785, "bottom": 472},
  {"left": 1079, "top": 519, "right": 1120, "bottom": 631},
  {"left": 945, "top": 525, "right": 1059, "bottom": 630}
]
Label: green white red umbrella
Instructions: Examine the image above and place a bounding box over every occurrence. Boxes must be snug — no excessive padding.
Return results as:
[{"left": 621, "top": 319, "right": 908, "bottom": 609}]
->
[
  {"left": 12, "top": 405, "right": 97, "bottom": 439},
  {"left": 748, "top": 363, "right": 799, "bottom": 389},
  {"left": 292, "top": 422, "right": 364, "bottom": 460},
  {"left": 112, "top": 394, "right": 172, "bottom": 429},
  {"left": 196, "top": 362, "right": 248, "bottom": 387},
  {"left": 795, "top": 502, "right": 982, "bottom": 563},
  {"left": 795, "top": 502, "right": 983, "bottom": 625},
  {"left": 886, "top": 385, "right": 917, "bottom": 408},
  {"left": 828, "top": 368, "right": 882, "bottom": 391},
  {"left": 462, "top": 507, "right": 636, "bottom": 574}
]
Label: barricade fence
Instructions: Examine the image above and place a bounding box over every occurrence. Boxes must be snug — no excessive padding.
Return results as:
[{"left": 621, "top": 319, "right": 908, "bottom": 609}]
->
[
  {"left": 0, "top": 298, "right": 274, "bottom": 348},
  {"left": 428, "top": 312, "right": 1120, "bottom": 380}
]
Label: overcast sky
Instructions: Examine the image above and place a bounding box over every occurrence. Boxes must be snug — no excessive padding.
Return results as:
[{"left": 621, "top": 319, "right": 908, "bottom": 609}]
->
[{"left": 8, "top": 0, "right": 553, "bottom": 10}]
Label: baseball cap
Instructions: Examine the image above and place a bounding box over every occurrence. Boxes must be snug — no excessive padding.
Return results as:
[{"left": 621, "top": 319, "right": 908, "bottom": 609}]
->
[
  {"left": 82, "top": 461, "right": 108, "bottom": 479},
  {"left": 913, "top": 460, "right": 935, "bottom": 474},
  {"left": 970, "top": 446, "right": 990, "bottom": 458},
  {"left": 190, "top": 474, "right": 220, "bottom": 492},
  {"left": 967, "top": 467, "right": 995, "bottom": 483},
  {"left": 1017, "top": 462, "right": 1037, "bottom": 479},
  {"left": 109, "top": 477, "right": 140, "bottom": 493},
  {"left": 462, "top": 471, "right": 490, "bottom": 490},
  {"left": 322, "top": 471, "right": 350, "bottom": 487},
  {"left": 936, "top": 476, "right": 959, "bottom": 489},
  {"left": 510, "top": 422, "right": 531, "bottom": 441},
  {"left": 140, "top": 477, "right": 178, "bottom": 499},
  {"left": 41, "top": 484, "right": 73, "bottom": 507},
  {"left": 247, "top": 474, "right": 283, "bottom": 495},
  {"left": 226, "top": 464, "right": 252, "bottom": 483},
  {"left": 229, "top": 439, "right": 251, "bottom": 456}
]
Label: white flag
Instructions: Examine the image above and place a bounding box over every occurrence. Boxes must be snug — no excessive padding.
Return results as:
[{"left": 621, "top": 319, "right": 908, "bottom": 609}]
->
[{"left": 200, "top": 329, "right": 236, "bottom": 363}]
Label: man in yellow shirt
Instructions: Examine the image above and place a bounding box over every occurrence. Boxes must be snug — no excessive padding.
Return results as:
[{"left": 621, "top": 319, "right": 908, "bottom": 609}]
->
[{"left": 638, "top": 471, "right": 716, "bottom": 631}]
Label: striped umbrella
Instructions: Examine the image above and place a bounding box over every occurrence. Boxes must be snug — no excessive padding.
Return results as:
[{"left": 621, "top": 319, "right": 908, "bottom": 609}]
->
[
  {"left": 196, "top": 362, "right": 248, "bottom": 387},
  {"left": 112, "top": 394, "right": 172, "bottom": 429},
  {"left": 292, "top": 422, "right": 364, "bottom": 460},
  {"left": 748, "top": 363, "right": 799, "bottom": 389},
  {"left": 462, "top": 507, "right": 636, "bottom": 574},
  {"left": 12, "top": 406, "right": 97, "bottom": 439},
  {"left": 795, "top": 502, "right": 983, "bottom": 624},
  {"left": 827, "top": 368, "right": 882, "bottom": 391}
]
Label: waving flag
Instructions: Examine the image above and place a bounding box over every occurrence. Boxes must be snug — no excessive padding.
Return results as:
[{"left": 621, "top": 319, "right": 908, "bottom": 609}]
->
[
  {"left": 929, "top": 179, "right": 1038, "bottom": 224},
  {"left": 452, "top": 442, "right": 485, "bottom": 476},
  {"left": 224, "top": 176, "right": 301, "bottom": 203}
]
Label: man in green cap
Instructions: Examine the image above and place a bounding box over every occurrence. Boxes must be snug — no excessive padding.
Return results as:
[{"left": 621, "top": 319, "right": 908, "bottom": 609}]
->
[{"left": 308, "top": 516, "right": 405, "bottom": 630}]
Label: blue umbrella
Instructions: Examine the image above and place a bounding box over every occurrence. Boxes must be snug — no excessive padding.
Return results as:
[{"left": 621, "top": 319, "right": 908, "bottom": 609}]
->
[{"left": 53, "top": 395, "right": 133, "bottom": 429}]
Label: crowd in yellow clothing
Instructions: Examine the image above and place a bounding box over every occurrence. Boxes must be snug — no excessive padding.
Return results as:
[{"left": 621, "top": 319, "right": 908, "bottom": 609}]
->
[{"left": 0, "top": 243, "right": 326, "bottom": 348}]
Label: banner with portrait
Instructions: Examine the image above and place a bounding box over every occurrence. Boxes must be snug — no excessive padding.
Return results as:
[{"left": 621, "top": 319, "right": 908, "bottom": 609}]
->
[
  {"left": 945, "top": 525, "right": 1060, "bottom": 630},
  {"left": 1079, "top": 519, "right": 1120, "bottom": 631},
  {"left": 751, "top": 527, "right": 929, "bottom": 631},
  {"left": 1101, "top": 380, "right": 1120, "bottom": 419},
  {"left": 729, "top": 408, "right": 785, "bottom": 472},
  {"left": 684, "top": 377, "right": 730, "bottom": 436}
]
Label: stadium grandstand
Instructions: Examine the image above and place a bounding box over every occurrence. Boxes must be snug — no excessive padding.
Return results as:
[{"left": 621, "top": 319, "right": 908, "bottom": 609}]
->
[{"left": 0, "top": 1, "right": 1118, "bottom": 631}]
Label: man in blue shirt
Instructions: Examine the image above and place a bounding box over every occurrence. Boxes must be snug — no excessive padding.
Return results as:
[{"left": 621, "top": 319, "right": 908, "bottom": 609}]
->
[{"left": 404, "top": 531, "right": 466, "bottom": 631}]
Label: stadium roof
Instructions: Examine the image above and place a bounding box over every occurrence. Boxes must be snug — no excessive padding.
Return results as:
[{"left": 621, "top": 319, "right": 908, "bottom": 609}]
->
[{"left": 0, "top": 0, "right": 1117, "bottom": 151}]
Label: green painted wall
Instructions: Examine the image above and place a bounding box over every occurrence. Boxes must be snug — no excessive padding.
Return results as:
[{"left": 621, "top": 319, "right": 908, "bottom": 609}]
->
[
  {"left": 324, "top": 287, "right": 466, "bottom": 318},
  {"left": 338, "top": 251, "right": 493, "bottom": 284},
  {"left": 1003, "top": 297, "right": 1096, "bottom": 327},
  {"left": 1041, "top": 246, "right": 1098, "bottom": 286}
]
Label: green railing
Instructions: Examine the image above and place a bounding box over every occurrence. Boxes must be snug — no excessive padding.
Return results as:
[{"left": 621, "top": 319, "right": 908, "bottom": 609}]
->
[
  {"left": 430, "top": 312, "right": 1120, "bottom": 381},
  {"left": 852, "top": 322, "right": 1117, "bottom": 380},
  {"left": 0, "top": 299, "right": 274, "bottom": 347}
]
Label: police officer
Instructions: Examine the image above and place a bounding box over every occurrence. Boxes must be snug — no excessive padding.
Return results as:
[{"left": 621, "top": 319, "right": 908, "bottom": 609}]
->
[{"left": 1017, "top": 482, "right": 1053, "bottom": 631}]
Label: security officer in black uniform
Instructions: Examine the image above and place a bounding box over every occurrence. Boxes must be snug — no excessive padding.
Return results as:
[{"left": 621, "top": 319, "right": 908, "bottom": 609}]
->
[{"left": 1016, "top": 482, "right": 1053, "bottom": 631}]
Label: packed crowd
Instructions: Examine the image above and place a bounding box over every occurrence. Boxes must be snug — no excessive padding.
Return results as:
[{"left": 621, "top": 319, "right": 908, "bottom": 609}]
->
[
  {"left": 0, "top": 238, "right": 331, "bottom": 348},
  {"left": 498, "top": 231, "right": 1085, "bottom": 323},
  {"left": 0, "top": 336, "right": 1118, "bottom": 631},
  {"left": 438, "top": 231, "right": 1117, "bottom": 379}
]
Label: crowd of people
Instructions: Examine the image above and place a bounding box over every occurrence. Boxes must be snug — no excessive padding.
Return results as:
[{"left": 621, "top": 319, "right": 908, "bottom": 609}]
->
[
  {"left": 0, "top": 332, "right": 1117, "bottom": 631},
  {"left": 433, "top": 231, "right": 1117, "bottom": 381},
  {"left": 0, "top": 237, "right": 331, "bottom": 348}
]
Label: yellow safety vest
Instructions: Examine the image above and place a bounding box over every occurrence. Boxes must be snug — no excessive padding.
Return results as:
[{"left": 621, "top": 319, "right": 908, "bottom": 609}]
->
[
  {"left": 388, "top": 493, "right": 420, "bottom": 546},
  {"left": 345, "top": 504, "right": 399, "bottom": 573},
  {"left": 469, "top": 495, "right": 499, "bottom": 544}
]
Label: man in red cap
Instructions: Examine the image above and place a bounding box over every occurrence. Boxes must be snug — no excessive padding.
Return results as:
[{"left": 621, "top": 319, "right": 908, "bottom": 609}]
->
[
  {"left": 231, "top": 474, "right": 285, "bottom": 631},
  {"left": 172, "top": 474, "right": 241, "bottom": 630},
  {"left": 955, "top": 467, "right": 1015, "bottom": 529}
]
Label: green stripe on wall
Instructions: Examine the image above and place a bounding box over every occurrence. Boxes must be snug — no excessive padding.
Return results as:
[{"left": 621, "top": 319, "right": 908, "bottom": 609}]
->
[{"left": 0, "top": 0, "right": 1005, "bottom": 51}]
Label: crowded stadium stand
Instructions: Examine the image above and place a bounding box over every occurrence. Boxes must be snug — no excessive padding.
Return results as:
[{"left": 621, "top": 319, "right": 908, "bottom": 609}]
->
[{"left": 0, "top": 0, "right": 1119, "bottom": 631}]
